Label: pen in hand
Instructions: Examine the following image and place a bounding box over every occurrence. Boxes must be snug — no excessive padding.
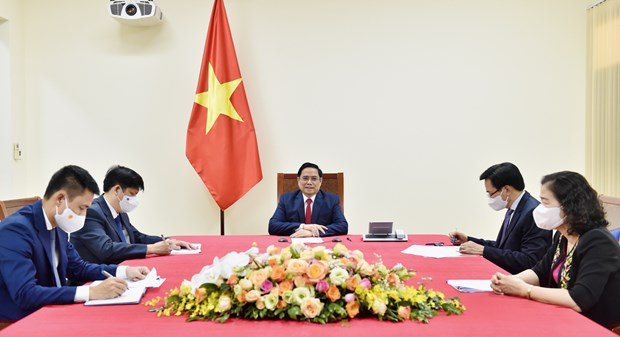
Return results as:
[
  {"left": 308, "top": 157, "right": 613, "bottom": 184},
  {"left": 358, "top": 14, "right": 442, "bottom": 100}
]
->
[
  {"left": 450, "top": 227, "right": 458, "bottom": 245},
  {"left": 102, "top": 270, "right": 114, "bottom": 278}
]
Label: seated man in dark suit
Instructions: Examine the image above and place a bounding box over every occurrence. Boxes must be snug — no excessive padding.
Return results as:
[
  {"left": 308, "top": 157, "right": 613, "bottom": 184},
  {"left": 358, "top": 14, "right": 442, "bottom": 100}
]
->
[
  {"left": 71, "top": 165, "right": 194, "bottom": 264},
  {"left": 0, "top": 165, "right": 149, "bottom": 320},
  {"left": 269, "top": 162, "right": 348, "bottom": 237},
  {"left": 449, "top": 162, "right": 552, "bottom": 274}
]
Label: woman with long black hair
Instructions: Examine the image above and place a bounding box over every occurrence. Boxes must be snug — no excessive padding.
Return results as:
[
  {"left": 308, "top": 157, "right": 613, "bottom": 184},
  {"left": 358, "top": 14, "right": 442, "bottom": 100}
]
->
[{"left": 490, "top": 171, "right": 620, "bottom": 329}]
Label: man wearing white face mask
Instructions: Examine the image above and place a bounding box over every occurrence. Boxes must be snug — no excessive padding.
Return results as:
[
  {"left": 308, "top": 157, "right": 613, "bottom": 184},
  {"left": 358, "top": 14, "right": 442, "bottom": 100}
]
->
[
  {"left": 71, "top": 165, "right": 194, "bottom": 264},
  {"left": 0, "top": 165, "right": 150, "bottom": 320},
  {"left": 449, "top": 162, "right": 552, "bottom": 274}
]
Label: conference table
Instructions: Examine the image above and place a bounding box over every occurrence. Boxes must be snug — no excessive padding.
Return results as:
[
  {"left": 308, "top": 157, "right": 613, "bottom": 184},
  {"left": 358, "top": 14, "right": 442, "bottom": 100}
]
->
[{"left": 0, "top": 235, "right": 615, "bottom": 337}]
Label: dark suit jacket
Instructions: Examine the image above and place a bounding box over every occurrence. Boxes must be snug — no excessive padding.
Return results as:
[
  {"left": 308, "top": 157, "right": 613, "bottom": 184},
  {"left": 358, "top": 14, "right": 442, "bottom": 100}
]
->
[
  {"left": 468, "top": 191, "right": 551, "bottom": 274},
  {"left": 532, "top": 228, "right": 620, "bottom": 329},
  {"left": 0, "top": 201, "right": 117, "bottom": 320},
  {"left": 268, "top": 190, "right": 348, "bottom": 237},
  {"left": 71, "top": 195, "right": 161, "bottom": 264}
]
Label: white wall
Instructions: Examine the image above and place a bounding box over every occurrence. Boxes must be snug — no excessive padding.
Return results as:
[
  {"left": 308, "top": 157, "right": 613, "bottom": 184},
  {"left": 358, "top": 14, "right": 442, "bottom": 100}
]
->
[
  {"left": 0, "top": 0, "right": 27, "bottom": 199},
  {"left": 0, "top": 17, "right": 10, "bottom": 196},
  {"left": 5, "top": 0, "right": 589, "bottom": 239}
]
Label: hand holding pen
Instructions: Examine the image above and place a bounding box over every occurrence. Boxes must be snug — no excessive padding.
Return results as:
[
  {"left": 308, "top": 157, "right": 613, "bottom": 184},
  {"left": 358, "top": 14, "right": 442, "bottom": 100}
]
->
[{"left": 88, "top": 270, "right": 128, "bottom": 300}]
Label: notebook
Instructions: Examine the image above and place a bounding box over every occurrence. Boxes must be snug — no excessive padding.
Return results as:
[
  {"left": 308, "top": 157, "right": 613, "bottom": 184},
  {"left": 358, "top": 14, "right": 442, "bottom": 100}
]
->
[
  {"left": 84, "top": 278, "right": 148, "bottom": 306},
  {"left": 84, "top": 285, "right": 146, "bottom": 306}
]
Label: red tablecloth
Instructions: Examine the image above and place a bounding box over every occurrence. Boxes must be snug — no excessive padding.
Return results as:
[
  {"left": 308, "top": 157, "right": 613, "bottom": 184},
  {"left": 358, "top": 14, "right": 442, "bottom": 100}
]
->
[{"left": 0, "top": 235, "right": 614, "bottom": 337}]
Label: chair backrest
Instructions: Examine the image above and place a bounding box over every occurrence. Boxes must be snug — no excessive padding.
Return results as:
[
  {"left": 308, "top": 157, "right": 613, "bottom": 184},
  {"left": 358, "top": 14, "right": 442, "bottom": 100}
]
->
[
  {"left": 277, "top": 172, "right": 344, "bottom": 212},
  {"left": 600, "top": 195, "right": 620, "bottom": 232},
  {"left": 0, "top": 196, "right": 41, "bottom": 220}
]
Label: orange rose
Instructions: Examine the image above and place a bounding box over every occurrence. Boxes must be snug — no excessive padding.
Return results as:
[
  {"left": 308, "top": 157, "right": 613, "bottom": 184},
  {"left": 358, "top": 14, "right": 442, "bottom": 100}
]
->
[
  {"left": 339, "top": 258, "right": 352, "bottom": 268},
  {"left": 371, "top": 270, "right": 381, "bottom": 282},
  {"left": 245, "top": 290, "right": 261, "bottom": 303},
  {"left": 268, "top": 257, "right": 279, "bottom": 267},
  {"left": 237, "top": 290, "right": 247, "bottom": 304},
  {"left": 279, "top": 280, "right": 294, "bottom": 295},
  {"left": 398, "top": 306, "right": 411, "bottom": 320},
  {"left": 386, "top": 273, "right": 400, "bottom": 286},
  {"left": 195, "top": 288, "right": 206, "bottom": 303},
  {"left": 249, "top": 269, "right": 269, "bottom": 288},
  {"left": 345, "top": 275, "right": 361, "bottom": 291},
  {"left": 286, "top": 259, "right": 309, "bottom": 274},
  {"left": 326, "top": 285, "right": 341, "bottom": 302},
  {"left": 267, "top": 245, "right": 281, "bottom": 256},
  {"left": 227, "top": 275, "right": 239, "bottom": 286},
  {"left": 277, "top": 299, "right": 287, "bottom": 309},
  {"left": 346, "top": 301, "right": 360, "bottom": 318},
  {"left": 271, "top": 265, "right": 286, "bottom": 282},
  {"left": 306, "top": 262, "right": 328, "bottom": 283}
]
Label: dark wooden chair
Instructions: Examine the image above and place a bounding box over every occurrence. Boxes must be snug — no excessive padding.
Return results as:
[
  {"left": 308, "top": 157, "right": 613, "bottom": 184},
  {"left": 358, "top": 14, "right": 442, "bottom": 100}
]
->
[
  {"left": 0, "top": 196, "right": 41, "bottom": 220},
  {"left": 277, "top": 172, "right": 344, "bottom": 212}
]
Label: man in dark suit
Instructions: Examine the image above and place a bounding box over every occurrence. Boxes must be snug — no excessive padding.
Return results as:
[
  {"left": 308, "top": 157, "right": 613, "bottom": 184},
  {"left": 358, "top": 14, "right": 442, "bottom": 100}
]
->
[
  {"left": 449, "top": 162, "right": 551, "bottom": 274},
  {"left": 71, "top": 165, "right": 194, "bottom": 264},
  {"left": 0, "top": 165, "right": 149, "bottom": 320},
  {"left": 269, "top": 162, "right": 348, "bottom": 237}
]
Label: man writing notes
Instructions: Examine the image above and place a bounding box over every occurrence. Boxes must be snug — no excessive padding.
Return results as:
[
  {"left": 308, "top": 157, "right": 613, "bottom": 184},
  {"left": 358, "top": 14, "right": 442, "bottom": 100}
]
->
[
  {"left": 449, "top": 162, "right": 551, "bottom": 274},
  {"left": 269, "top": 162, "right": 348, "bottom": 238},
  {"left": 71, "top": 165, "right": 194, "bottom": 264},
  {"left": 0, "top": 165, "right": 149, "bottom": 320}
]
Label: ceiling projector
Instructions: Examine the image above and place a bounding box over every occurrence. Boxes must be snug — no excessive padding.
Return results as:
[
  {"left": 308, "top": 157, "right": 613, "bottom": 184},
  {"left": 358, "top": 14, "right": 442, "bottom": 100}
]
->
[{"left": 109, "top": 0, "right": 163, "bottom": 26}]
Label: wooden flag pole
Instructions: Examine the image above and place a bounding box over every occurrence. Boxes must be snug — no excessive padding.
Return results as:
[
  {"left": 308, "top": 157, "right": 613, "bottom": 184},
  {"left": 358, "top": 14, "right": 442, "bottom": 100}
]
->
[{"left": 220, "top": 210, "right": 225, "bottom": 236}]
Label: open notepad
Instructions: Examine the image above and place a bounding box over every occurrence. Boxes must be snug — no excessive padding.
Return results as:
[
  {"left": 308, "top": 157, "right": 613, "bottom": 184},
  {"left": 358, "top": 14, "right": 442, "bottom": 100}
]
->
[
  {"left": 84, "top": 268, "right": 164, "bottom": 306},
  {"left": 447, "top": 279, "right": 493, "bottom": 293},
  {"left": 401, "top": 245, "right": 463, "bottom": 258},
  {"left": 170, "top": 243, "right": 202, "bottom": 255},
  {"left": 84, "top": 285, "right": 146, "bottom": 306},
  {"left": 291, "top": 238, "right": 324, "bottom": 244}
]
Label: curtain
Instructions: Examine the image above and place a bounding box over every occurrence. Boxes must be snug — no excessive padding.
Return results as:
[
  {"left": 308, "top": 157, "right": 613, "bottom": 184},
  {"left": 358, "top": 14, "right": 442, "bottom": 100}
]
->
[{"left": 586, "top": 0, "right": 620, "bottom": 197}]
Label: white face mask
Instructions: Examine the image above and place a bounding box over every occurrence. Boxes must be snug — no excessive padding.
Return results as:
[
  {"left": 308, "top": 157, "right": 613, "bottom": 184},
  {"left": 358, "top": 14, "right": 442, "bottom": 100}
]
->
[
  {"left": 533, "top": 204, "right": 565, "bottom": 230},
  {"left": 117, "top": 188, "right": 139, "bottom": 213},
  {"left": 487, "top": 188, "right": 508, "bottom": 211},
  {"left": 54, "top": 198, "right": 86, "bottom": 233}
]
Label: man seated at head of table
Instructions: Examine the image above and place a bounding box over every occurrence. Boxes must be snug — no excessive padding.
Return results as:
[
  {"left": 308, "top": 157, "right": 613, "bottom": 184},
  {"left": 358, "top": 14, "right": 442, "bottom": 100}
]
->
[
  {"left": 268, "top": 162, "right": 348, "bottom": 238},
  {"left": 0, "top": 165, "right": 149, "bottom": 321},
  {"left": 491, "top": 171, "right": 620, "bottom": 329},
  {"left": 449, "top": 162, "right": 552, "bottom": 274},
  {"left": 71, "top": 165, "right": 195, "bottom": 264}
]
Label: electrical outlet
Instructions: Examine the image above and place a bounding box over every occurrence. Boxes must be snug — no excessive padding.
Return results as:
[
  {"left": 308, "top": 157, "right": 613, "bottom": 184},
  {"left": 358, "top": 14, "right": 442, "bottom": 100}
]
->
[{"left": 13, "top": 143, "right": 22, "bottom": 160}]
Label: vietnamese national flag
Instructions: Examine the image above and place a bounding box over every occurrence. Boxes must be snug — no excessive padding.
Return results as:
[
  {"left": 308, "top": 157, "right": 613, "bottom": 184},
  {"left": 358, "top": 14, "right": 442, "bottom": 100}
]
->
[{"left": 186, "top": 0, "right": 262, "bottom": 210}]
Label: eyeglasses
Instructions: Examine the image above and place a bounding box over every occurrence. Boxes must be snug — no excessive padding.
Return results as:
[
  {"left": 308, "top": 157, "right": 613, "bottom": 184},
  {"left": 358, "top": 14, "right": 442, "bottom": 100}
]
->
[
  {"left": 300, "top": 176, "right": 320, "bottom": 183},
  {"left": 487, "top": 189, "right": 501, "bottom": 197}
]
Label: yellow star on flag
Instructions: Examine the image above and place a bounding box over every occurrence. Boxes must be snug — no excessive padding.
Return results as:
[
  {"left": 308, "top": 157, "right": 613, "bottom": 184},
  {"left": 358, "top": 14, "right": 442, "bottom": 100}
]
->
[{"left": 195, "top": 63, "right": 244, "bottom": 135}]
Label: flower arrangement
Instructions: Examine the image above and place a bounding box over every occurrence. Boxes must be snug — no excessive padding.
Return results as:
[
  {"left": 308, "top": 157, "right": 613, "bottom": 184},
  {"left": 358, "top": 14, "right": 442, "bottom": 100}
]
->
[{"left": 147, "top": 243, "right": 464, "bottom": 323}]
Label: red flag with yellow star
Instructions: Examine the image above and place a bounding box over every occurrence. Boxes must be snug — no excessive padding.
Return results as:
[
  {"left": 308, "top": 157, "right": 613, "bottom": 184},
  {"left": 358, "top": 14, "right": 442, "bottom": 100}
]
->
[{"left": 186, "top": 0, "right": 262, "bottom": 210}]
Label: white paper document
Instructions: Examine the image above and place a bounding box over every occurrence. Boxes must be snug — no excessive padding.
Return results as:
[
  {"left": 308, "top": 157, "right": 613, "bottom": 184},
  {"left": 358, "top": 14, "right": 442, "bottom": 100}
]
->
[
  {"left": 84, "top": 286, "right": 146, "bottom": 306},
  {"left": 447, "top": 279, "right": 493, "bottom": 293},
  {"left": 170, "top": 243, "right": 202, "bottom": 255},
  {"left": 291, "top": 237, "right": 324, "bottom": 244},
  {"left": 127, "top": 268, "right": 165, "bottom": 288},
  {"left": 401, "top": 245, "right": 463, "bottom": 258}
]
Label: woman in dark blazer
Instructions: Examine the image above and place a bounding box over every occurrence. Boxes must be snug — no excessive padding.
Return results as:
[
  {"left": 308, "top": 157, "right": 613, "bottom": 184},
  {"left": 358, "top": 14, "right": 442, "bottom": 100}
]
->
[{"left": 490, "top": 171, "right": 620, "bottom": 329}]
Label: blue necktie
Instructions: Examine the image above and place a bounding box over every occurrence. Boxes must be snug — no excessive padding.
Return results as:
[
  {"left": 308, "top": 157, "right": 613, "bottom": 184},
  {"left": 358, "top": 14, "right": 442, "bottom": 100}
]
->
[
  {"left": 115, "top": 216, "right": 126, "bottom": 243},
  {"left": 50, "top": 229, "right": 62, "bottom": 288},
  {"left": 499, "top": 209, "right": 514, "bottom": 246}
]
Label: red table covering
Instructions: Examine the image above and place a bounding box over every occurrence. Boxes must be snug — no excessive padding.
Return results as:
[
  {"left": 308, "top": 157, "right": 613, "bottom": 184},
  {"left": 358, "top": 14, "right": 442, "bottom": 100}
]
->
[{"left": 0, "top": 235, "right": 615, "bottom": 337}]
